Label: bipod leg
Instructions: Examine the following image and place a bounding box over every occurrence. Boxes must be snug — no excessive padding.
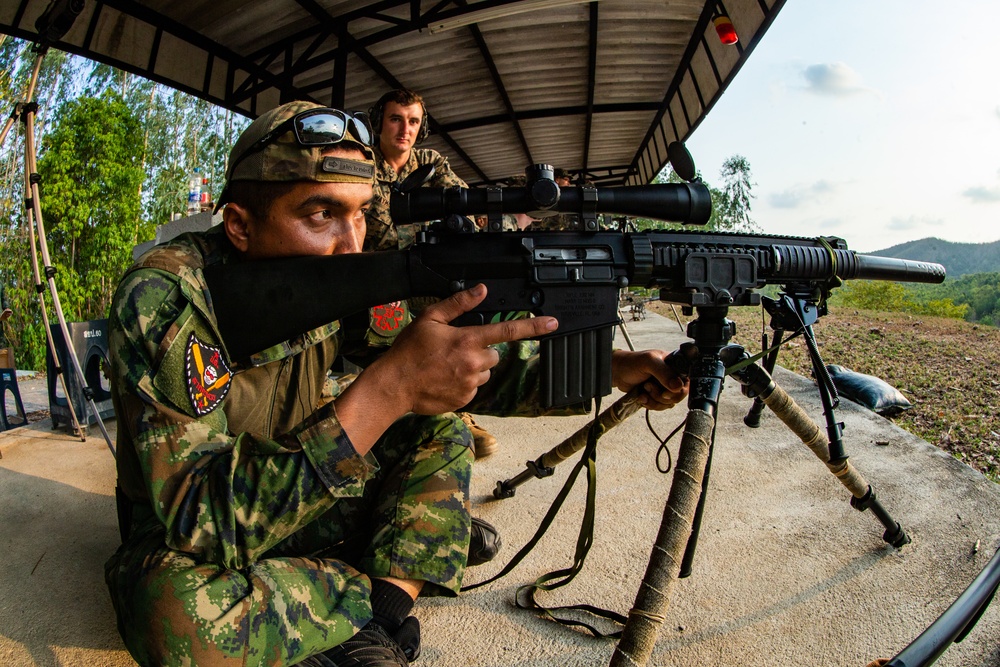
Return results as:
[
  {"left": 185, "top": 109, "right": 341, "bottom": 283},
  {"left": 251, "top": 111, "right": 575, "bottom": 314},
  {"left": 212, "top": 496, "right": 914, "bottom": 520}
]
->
[
  {"left": 743, "top": 327, "right": 785, "bottom": 427},
  {"left": 494, "top": 387, "right": 643, "bottom": 499},
  {"left": 617, "top": 314, "right": 636, "bottom": 351},
  {"left": 668, "top": 304, "right": 685, "bottom": 332},
  {"left": 796, "top": 323, "right": 906, "bottom": 543},
  {"left": 732, "top": 359, "right": 909, "bottom": 548},
  {"left": 609, "top": 306, "right": 731, "bottom": 667}
]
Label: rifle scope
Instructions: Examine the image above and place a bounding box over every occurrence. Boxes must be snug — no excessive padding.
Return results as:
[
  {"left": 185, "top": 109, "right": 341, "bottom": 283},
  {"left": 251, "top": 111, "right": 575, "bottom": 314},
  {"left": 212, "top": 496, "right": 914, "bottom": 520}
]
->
[{"left": 390, "top": 182, "right": 713, "bottom": 227}]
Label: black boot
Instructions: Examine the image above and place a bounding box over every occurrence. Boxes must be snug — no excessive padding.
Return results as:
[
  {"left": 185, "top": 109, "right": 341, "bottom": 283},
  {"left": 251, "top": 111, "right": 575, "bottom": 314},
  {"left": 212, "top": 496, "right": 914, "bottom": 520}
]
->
[
  {"left": 468, "top": 516, "right": 502, "bottom": 566},
  {"left": 294, "top": 620, "right": 412, "bottom": 666}
]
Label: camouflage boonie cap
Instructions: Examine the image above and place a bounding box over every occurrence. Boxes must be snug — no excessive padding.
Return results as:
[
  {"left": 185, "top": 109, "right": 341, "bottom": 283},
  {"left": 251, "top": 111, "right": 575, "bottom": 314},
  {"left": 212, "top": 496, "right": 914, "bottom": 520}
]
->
[{"left": 217, "top": 100, "right": 376, "bottom": 208}]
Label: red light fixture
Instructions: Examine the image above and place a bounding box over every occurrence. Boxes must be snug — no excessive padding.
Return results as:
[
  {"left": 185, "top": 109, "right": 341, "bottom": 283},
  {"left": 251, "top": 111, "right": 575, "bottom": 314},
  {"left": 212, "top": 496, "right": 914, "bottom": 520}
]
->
[{"left": 714, "top": 15, "right": 739, "bottom": 45}]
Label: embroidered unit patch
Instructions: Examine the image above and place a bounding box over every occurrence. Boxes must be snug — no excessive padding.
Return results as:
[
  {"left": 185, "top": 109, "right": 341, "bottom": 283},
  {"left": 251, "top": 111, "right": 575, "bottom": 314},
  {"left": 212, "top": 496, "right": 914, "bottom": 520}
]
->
[
  {"left": 185, "top": 333, "right": 231, "bottom": 415},
  {"left": 371, "top": 301, "right": 405, "bottom": 334}
]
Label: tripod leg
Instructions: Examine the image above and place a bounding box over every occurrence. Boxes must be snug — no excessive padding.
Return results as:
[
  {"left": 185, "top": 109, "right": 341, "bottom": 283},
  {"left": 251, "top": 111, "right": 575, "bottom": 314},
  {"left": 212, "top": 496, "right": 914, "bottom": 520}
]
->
[
  {"left": 18, "top": 61, "right": 115, "bottom": 455},
  {"left": 609, "top": 408, "right": 715, "bottom": 667},
  {"left": 611, "top": 306, "right": 730, "bottom": 667},
  {"left": 14, "top": 58, "right": 85, "bottom": 442}
]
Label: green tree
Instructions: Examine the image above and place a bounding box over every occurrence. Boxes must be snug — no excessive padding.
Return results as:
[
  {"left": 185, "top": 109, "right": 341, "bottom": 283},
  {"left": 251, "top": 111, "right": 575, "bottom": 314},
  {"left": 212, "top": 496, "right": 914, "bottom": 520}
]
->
[
  {"left": 0, "top": 40, "right": 88, "bottom": 368},
  {"left": 831, "top": 280, "right": 909, "bottom": 311},
  {"left": 34, "top": 93, "right": 147, "bottom": 353},
  {"left": 0, "top": 38, "right": 254, "bottom": 368},
  {"left": 637, "top": 154, "right": 759, "bottom": 232},
  {"left": 714, "top": 155, "right": 757, "bottom": 232}
]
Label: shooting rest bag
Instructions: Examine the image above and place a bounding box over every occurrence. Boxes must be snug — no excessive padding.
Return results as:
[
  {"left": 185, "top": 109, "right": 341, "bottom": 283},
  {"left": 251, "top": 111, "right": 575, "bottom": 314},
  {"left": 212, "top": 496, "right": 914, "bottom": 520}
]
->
[{"left": 826, "top": 364, "right": 913, "bottom": 417}]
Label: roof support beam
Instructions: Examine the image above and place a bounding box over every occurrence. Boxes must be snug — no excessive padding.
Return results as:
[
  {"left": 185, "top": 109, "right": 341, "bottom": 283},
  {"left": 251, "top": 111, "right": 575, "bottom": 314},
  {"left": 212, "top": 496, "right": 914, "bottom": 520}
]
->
[
  {"left": 260, "top": 0, "right": 562, "bottom": 85},
  {"left": 339, "top": 31, "right": 491, "bottom": 182},
  {"left": 331, "top": 26, "right": 348, "bottom": 108},
  {"left": 436, "top": 101, "right": 662, "bottom": 133},
  {"left": 97, "top": 0, "right": 288, "bottom": 100},
  {"left": 460, "top": 0, "right": 533, "bottom": 166},
  {"left": 581, "top": 1, "right": 598, "bottom": 174}
]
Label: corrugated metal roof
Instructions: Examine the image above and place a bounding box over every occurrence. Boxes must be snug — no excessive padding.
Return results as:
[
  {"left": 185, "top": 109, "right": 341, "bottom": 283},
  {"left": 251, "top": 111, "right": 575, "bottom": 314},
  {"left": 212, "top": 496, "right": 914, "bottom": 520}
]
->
[{"left": 0, "top": 0, "right": 786, "bottom": 185}]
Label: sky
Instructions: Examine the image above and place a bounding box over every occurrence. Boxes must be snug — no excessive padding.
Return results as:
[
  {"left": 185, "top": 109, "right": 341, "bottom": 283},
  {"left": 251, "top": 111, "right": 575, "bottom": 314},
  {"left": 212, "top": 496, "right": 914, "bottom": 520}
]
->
[{"left": 683, "top": 0, "right": 1000, "bottom": 253}]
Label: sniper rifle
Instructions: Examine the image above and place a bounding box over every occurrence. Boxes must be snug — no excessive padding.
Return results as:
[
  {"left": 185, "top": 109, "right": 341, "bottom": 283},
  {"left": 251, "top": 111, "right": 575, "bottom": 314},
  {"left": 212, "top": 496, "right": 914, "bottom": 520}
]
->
[{"left": 204, "top": 168, "right": 945, "bottom": 406}]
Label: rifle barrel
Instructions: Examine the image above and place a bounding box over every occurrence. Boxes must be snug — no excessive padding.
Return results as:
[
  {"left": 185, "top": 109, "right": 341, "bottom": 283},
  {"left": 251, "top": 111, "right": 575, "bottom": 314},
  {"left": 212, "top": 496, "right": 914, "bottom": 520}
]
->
[
  {"left": 853, "top": 253, "right": 947, "bottom": 284},
  {"left": 767, "top": 245, "right": 945, "bottom": 285}
]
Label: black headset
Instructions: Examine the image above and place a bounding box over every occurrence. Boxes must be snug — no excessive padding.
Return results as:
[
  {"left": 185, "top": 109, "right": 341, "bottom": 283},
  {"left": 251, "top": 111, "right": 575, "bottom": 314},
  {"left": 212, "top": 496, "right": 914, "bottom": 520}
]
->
[{"left": 368, "top": 90, "right": 430, "bottom": 145}]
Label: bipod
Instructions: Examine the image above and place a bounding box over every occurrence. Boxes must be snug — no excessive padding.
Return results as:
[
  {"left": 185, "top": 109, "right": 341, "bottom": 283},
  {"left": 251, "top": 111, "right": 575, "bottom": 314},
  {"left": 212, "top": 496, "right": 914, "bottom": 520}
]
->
[
  {"left": 4, "top": 43, "right": 115, "bottom": 456},
  {"left": 739, "top": 287, "right": 908, "bottom": 546},
  {"left": 609, "top": 303, "right": 910, "bottom": 667}
]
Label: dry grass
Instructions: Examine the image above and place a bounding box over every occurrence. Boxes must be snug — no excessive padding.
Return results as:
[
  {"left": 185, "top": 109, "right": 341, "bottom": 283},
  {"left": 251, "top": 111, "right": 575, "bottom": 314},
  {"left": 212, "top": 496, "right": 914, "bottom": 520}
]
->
[{"left": 648, "top": 301, "right": 1000, "bottom": 484}]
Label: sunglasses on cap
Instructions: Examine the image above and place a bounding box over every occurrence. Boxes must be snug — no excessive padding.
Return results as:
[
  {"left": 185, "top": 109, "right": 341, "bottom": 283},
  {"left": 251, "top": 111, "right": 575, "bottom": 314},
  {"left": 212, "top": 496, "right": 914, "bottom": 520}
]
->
[{"left": 229, "top": 108, "right": 373, "bottom": 176}]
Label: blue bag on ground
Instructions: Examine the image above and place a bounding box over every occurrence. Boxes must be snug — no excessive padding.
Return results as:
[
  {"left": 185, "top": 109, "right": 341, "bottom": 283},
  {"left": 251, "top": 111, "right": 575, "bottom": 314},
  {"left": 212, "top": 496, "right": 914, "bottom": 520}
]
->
[{"left": 826, "top": 364, "right": 913, "bottom": 416}]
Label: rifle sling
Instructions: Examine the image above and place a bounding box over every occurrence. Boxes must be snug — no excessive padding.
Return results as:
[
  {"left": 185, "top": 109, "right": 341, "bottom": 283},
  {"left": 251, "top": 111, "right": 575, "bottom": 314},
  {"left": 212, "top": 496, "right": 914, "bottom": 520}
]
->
[{"left": 462, "top": 395, "right": 630, "bottom": 638}]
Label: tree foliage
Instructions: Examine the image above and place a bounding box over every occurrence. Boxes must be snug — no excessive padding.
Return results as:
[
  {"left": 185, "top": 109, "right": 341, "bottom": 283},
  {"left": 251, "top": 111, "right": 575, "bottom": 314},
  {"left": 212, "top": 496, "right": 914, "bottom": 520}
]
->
[
  {"left": 0, "top": 37, "right": 248, "bottom": 369},
  {"left": 635, "top": 154, "right": 759, "bottom": 233},
  {"left": 830, "top": 280, "right": 970, "bottom": 322},
  {"left": 906, "top": 272, "right": 1000, "bottom": 325},
  {"left": 37, "top": 93, "right": 147, "bottom": 320}
]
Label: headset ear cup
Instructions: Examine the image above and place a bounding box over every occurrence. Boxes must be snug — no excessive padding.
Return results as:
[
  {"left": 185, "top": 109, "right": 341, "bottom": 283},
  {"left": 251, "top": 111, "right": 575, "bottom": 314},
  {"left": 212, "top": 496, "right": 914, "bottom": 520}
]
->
[
  {"left": 416, "top": 102, "right": 430, "bottom": 144},
  {"left": 368, "top": 103, "right": 382, "bottom": 141}
]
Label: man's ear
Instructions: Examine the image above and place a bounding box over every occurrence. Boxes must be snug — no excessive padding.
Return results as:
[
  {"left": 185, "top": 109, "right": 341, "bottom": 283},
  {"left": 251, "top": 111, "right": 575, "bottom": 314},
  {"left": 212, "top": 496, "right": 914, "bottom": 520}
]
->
[{"left": 222, "top": 203, "right": 252, "bottom": 254}]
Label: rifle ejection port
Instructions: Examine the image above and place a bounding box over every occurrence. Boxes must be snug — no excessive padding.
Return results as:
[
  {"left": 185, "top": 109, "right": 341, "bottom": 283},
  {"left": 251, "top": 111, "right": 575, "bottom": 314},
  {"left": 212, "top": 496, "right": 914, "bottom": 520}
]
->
[
  {"left": 533, "top": 247, "right": 615, "bottom": 283},
  {"left": 534, "top": 248, "right": 612, "bottom": 261}
]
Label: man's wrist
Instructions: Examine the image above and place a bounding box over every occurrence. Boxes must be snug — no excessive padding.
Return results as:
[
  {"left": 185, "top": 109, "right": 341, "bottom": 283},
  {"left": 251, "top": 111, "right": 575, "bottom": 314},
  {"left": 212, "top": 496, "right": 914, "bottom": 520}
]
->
[{"left": 335, "top": 362, "right": 411, "bottom": 455}]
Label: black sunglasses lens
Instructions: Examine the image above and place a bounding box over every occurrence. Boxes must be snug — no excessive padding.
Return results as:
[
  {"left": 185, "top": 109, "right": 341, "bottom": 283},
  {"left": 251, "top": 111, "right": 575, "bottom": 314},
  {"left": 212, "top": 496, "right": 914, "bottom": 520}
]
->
[
  {"left": 295, "top": 112, "right": 347, "bottom": 146},
  {"left": 350, "top": 113, "right": 373, "bottom": 146}
]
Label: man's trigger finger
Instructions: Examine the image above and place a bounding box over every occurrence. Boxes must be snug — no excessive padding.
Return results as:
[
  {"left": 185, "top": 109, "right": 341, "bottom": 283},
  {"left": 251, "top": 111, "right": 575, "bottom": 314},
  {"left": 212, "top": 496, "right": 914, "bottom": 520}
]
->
[{"left": 477, "top": 316, "right": 558, "bottom": 346}]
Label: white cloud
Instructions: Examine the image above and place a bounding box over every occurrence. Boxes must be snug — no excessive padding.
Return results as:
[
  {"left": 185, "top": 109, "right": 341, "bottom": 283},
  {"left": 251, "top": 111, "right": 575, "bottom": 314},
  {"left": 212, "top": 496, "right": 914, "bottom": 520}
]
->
[
  {"left": 817, "top": 217, "right": 846, "bottom": 232},
  {"left": 801, "top": 62, "right": 879, "bottom": 97},
  {"left": 887, "top": 215, "right": 942, "bottom": 231},
  {"left": 768, "top": 180, "right": 836, "bottom": 209},
  {"left": 963, "top": 185, "right": 1000, "bottom": 203}
]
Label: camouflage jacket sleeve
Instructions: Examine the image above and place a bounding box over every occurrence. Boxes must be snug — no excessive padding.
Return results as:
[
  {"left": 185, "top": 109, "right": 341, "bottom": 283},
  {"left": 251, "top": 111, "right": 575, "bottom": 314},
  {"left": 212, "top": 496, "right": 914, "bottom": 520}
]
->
[{"left": 110, "top": 263, "right": 375, "bottom": 570}]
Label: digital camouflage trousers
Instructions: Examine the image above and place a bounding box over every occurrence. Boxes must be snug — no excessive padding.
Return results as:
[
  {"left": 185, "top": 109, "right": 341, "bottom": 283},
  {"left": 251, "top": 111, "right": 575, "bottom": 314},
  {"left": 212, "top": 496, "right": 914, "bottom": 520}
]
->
[{"left": 105, "top": 413, "right": 473, "bottom": 667}]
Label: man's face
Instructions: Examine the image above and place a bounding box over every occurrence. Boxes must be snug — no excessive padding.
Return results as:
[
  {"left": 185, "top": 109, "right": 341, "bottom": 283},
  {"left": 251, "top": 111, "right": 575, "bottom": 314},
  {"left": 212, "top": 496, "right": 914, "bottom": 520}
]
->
[
  {"left": 556, "top": 176, "right": 571, "bottom": 187},
  {"left": 380, "top": 101, "right": 423, "bottom": 156},
  {"left": 232, "top": 148, "right": 373, "bottom": 260}
]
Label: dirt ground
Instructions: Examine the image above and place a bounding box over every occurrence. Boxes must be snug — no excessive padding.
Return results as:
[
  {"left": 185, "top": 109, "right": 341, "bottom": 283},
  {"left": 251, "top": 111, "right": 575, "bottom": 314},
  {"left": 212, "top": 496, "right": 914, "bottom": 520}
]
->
[{"left": 648, "top": 301, "right": 1000, "bottom": 484}]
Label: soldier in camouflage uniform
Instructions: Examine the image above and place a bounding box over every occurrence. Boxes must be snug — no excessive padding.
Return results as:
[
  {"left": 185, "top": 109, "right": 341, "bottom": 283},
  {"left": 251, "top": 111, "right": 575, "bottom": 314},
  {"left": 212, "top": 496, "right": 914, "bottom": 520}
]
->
[
  {"left": 363, "top": 88, "right": 502, "bottom": 458},
  {"left": 105, "top": 100, "right": 688, "bottom": 667},
  {"left": 363, "top": 89, "right": 467, "bottom": 253}
]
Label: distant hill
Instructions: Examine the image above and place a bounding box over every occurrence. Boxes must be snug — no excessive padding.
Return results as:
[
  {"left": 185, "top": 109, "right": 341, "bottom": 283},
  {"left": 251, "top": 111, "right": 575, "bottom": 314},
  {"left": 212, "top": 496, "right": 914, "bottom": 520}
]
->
[{"left": 867, "top": 237, "right": 1000, "bottom": 278}]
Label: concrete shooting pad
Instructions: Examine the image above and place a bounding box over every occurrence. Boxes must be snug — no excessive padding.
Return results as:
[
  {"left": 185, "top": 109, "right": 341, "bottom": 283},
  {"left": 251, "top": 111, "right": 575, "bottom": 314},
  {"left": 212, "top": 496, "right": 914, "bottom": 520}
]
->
[{"left": 1, "top": 311, "right": 998, "bottom": 666}]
